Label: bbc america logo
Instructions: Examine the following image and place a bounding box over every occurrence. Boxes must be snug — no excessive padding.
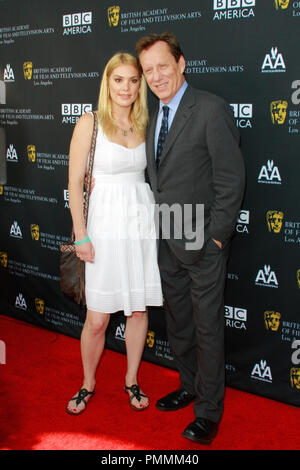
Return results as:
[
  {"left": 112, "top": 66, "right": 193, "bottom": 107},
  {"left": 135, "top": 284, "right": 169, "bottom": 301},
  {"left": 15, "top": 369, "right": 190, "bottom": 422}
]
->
[
  {"left": 63, "top": 189, "right": 85, "bottom": 209},
  {"left": 62, "top": 12, "right": 92, "bottom": 35},
  {"left": 225, "top": 305, "right": 247, "bottom": 330},
  {"left": 63, "top": 189, "right": 69, "bottom": 208},
  {"left": 61, "top": 104, "right": 92, "bottom": 124},
  {"left": 236, "top": 209, "right": 249, "bottom": 234},
  {"left": 230, "top": 104, "right": 252, "bottom": 128},
  {"left": 213, "top": 0, "right": 255, "bottom": 7},
  {"left": 213, "top": 0, "right": 256, "bottom": 21}
]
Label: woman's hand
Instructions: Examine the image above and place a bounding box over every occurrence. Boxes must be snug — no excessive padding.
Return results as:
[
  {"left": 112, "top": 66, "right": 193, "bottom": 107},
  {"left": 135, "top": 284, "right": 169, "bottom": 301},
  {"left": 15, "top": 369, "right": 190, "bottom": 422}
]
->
[{"left": 75, "top": 241, "right": 95, "bottom": 263}]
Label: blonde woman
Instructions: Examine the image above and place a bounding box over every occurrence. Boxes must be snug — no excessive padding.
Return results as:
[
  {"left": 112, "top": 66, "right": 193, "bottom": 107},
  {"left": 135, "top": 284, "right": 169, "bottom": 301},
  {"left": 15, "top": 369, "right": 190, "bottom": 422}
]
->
[{"left": 66, "top": 53, "right": 163, "bottom": 415}]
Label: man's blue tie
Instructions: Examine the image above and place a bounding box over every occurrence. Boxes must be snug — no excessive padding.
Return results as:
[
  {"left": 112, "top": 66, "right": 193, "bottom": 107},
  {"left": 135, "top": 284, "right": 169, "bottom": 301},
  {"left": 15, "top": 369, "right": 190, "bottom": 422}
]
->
[{"left": 156, "top": 105, "right": 169, "bottom": 169}]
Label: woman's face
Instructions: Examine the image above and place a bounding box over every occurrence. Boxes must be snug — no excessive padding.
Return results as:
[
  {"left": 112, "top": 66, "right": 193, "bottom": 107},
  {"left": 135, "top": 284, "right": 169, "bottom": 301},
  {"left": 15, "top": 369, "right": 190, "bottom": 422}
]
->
[{"left": 108, "top": 64, "right": 141, "bottom": 109}]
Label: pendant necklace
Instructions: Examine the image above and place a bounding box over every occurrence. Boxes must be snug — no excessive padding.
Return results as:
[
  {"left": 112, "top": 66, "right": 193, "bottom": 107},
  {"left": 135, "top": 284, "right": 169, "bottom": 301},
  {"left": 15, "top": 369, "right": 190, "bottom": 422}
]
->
[{"left": 114, "top": 122, "right": 133, "bottom": 136}]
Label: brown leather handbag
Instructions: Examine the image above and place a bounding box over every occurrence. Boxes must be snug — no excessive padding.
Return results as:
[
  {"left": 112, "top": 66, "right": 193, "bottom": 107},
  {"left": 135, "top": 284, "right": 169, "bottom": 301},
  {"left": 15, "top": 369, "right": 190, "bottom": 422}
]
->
[{"left": 60, "top": 111, "right": 98, "bottom": 305}]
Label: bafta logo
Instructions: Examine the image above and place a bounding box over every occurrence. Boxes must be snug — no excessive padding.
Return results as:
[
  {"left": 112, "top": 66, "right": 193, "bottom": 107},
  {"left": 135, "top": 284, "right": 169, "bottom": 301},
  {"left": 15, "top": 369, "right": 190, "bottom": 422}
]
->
[
  {"left": 146, "top": 330, "right": 155, "bottom": 348},
  {"left": 35, "top": 298, "right": 45, "bottom": 315},
  {"left": 23, "top": 61, "right": 33, "bottom": 80},
  {"left": 270, "top": 100, "right": 288, "bottom": 125},
  {"left": 266, "top": 210, "right": 284, "bottom": 233},
  {"left": 0, "top": 185, "right": 3, "bottom": 195},
  {"left": 297, "top": 269, "right": 300, "bottom": 289},
  {"left": 30, "top": 224, "right": 40, "bottom": 241},
  {"left": 274, "top": 0, "right": 290, "bottom": 9},
  {"left": 0, "top": 251, "right": 8, "bottom": 268},
  {"left": 264, "top": 311, "right": 281, "bottom": 331},
  {"left": 27, "top": 144, "right": 36, "bottom": 162},
  {"left": 290, "top": 367, "right": 300, "bottom": 389},
  {"left": 108, "top": 6, "right": 120, "bottom": 27}
]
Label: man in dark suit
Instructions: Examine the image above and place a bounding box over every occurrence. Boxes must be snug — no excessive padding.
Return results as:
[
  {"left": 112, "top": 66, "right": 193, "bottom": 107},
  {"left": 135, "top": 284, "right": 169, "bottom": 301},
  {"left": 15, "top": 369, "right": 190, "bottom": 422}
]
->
[{"left": 136, "top": 32, "right": 245, "bottom": 444}]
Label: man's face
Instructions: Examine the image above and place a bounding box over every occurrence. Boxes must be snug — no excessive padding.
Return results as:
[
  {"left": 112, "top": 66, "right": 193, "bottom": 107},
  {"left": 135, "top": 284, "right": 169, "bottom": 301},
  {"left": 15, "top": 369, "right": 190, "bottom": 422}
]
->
[{"left": 139, "top": 41, "right": 185, "bottom": 104}]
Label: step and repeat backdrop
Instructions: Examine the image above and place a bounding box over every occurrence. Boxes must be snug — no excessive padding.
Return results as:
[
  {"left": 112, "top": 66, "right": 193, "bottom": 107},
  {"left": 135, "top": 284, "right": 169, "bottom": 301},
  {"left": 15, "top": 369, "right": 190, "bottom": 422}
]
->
[{"left": 0, "top": 0, "right": 299, "bottom": 406}]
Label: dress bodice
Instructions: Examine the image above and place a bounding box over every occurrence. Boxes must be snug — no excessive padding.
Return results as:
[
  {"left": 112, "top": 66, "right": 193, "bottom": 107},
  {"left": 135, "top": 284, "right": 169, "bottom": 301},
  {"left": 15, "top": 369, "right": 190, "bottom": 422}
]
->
[{"left": 91, "top": 125, "right": 146, "bottom": 176}]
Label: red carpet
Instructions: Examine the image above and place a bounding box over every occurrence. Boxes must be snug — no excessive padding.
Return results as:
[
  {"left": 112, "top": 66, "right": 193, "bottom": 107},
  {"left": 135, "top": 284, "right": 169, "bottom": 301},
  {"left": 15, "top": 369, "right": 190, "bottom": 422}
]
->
[{"left": 0, "top": 314, "right": 299, "bottom": 451}]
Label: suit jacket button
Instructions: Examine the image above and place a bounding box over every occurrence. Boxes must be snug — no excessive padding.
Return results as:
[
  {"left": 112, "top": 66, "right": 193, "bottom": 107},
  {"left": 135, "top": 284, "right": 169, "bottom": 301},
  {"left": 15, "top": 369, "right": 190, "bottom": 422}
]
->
[{"left": 157, "top": 188, "right": 161, "bottom": 193}]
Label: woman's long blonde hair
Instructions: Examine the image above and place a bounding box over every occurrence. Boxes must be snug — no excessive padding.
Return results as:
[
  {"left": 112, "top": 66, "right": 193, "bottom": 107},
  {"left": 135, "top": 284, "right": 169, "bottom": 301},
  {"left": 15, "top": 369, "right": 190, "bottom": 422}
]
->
[{"left": 97, "top": 52, "right": 148, "bottom": 138}]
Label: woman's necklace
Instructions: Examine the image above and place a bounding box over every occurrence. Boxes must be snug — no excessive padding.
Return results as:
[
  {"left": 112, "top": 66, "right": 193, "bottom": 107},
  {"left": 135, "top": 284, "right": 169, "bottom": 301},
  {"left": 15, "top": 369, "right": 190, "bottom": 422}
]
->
[{"left": 114, "top": 122, "right": 133, "bottom": 136}]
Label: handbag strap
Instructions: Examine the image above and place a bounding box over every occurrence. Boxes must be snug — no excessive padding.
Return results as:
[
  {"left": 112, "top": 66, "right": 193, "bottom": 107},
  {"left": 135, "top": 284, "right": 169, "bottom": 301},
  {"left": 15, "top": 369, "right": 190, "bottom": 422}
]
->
[
  {"left": 71, "top": 111, "right": 98, "bottom": 242},
  {"left": 83, "top": 111, "right": 98, "bottom": 225}
]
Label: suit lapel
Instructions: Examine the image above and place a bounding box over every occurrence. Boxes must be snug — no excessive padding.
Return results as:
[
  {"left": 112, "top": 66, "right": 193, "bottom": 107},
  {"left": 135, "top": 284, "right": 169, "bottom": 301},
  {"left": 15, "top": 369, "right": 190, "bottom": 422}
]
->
[
  {"left": 147, "top": 107, "right": 158, "bottom": 168},
  {"left": 146, "top": 107, "right": 159, "bottom": 187}
]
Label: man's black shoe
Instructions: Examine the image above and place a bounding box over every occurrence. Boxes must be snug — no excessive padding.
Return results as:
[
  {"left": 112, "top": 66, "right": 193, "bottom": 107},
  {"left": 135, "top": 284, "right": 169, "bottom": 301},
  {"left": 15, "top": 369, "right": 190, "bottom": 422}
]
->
[
  {"left": 182, "top": 418, "right": 219, "bottom": 444},
  {"left": 156, "top": 388, "right": 195, "bottom": 411}
]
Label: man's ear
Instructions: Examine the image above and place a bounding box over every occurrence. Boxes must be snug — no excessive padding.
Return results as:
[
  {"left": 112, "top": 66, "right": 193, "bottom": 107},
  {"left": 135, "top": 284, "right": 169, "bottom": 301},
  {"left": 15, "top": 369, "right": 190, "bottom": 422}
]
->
[{"left": 179, "top": 55, "right": 186, "bottom": 74}]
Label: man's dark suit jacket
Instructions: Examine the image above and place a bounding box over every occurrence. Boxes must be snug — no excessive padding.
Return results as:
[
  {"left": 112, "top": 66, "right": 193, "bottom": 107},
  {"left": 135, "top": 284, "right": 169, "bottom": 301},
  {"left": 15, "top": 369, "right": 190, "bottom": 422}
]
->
[{"left": 146, "top": 85, "right": 245, "bottom": 264}]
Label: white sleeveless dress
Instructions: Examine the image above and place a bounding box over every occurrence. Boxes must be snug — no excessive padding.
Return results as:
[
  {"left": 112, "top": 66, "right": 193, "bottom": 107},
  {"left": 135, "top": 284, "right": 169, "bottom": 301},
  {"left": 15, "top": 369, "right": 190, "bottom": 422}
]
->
[{"left": 85, "top": 124, "right": 163, "bottom": 316}]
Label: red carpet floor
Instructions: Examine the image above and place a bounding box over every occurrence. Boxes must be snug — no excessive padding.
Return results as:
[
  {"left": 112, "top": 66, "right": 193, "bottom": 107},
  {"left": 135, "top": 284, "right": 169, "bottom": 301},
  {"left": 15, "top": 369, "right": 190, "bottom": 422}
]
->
[{"left": 0, "top": 314, "right": 299, "bottom": 451}]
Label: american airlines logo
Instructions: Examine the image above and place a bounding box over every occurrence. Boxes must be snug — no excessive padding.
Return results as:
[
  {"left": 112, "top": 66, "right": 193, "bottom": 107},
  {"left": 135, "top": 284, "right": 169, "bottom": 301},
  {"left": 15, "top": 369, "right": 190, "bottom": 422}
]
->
[
  {"left": 261, "top": 47, "right": 286, "bottom": 73},
  {"left": 3, "top": 64, "right": 15, "bottom": 82}
]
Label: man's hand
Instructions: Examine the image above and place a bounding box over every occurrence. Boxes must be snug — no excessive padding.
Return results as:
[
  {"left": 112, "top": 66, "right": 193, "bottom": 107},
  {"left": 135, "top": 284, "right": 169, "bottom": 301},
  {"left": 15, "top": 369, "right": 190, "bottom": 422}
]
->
[{"left": 212, "top": 238, "right": 222, "bottom": 249}]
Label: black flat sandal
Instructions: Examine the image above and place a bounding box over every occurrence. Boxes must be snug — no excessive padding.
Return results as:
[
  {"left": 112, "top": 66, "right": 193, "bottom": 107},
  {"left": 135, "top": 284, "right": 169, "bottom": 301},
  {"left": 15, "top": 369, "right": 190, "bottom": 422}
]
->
[
  {"left": 66, "top": 388, "right": 95, "bottom": 416},
  {"left": 124, "top": 384, "right": 149, "bottom": 411}
]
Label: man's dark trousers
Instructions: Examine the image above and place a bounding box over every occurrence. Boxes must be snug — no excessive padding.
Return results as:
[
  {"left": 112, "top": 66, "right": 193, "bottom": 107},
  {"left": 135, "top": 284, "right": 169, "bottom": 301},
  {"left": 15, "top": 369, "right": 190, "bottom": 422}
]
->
[{"left": 159, "top": 236, "right": 229, "bottom": 423}]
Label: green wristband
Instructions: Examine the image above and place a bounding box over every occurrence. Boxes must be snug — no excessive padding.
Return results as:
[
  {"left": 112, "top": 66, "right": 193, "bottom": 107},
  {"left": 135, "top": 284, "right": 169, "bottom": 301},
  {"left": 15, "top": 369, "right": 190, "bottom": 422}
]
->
[{"left": 74, "top": 235, "right": 90, "bottom": 246}]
